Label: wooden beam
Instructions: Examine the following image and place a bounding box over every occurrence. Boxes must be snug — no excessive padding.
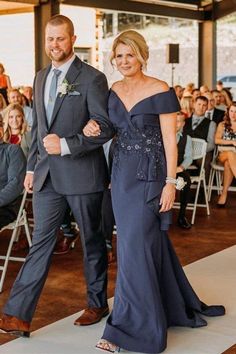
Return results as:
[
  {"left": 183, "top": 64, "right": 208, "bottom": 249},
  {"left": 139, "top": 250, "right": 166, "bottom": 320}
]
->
[
  {"left": 0, "top": 6, "right": 34, "bottom": 15},
  {"left": 4, "top": 0, "right": 39, "bottom": 4},
  {"left": 204, "top": 0, "right": 236, "bottom": 20},
  {"left": 162, "top": 0, "right": 200, "bottom": 6},
  {"left": 60, "top": 0, "right": 205, "bottom": 21},
  {"left": 213, "top": 0, "right": 236, "bottom": 20},
  {"left": 198, "top": 20, "right": 216, "bottom": 88}
]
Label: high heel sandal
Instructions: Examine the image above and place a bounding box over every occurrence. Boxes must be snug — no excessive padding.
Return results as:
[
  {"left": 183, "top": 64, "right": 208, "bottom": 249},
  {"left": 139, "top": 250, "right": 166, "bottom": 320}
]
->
[
  {"left": 217, "top": 195, "right": 227, "bottom": 208},
  {"left": 96, "top": 339, "right": 120, "bottom": 353}
]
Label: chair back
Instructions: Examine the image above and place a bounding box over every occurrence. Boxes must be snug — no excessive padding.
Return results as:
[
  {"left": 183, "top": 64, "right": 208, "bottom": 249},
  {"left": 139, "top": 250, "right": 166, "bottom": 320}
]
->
[
  {"left": 191, "top": 138, "right": 207, "bottom": 160},
  {"left": 0, "top": 190, "right": 28, "bottom": 232},
  {"left": 0, "top": 189, "right": 32, "bottom": 293}
]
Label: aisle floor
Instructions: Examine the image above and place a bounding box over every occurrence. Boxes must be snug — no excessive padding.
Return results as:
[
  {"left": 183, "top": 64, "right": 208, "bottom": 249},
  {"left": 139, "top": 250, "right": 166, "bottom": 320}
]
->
[{"left": 0, "top": 246, "right": 235, "bottom": 354}]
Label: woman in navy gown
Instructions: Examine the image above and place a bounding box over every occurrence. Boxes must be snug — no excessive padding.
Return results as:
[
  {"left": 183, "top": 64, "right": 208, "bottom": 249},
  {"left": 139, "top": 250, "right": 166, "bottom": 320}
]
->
[{"left": 83, "top": 30, "right": 225, "bottom": 354}]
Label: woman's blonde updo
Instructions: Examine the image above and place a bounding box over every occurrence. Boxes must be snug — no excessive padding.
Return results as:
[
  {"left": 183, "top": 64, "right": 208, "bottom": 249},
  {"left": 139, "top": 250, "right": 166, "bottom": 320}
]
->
[{"left": 110, "top": 30, "right": 149, "bottom": 70}]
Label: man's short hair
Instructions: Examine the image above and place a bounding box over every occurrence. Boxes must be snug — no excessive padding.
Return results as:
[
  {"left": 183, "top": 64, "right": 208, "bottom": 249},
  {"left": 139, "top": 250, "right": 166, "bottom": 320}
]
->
[
  {"left": 195, "top": 95, "right": 208, "bottom": 104},
  {"left": 46, "top": 15, "right": 74, "bottom": 36}
]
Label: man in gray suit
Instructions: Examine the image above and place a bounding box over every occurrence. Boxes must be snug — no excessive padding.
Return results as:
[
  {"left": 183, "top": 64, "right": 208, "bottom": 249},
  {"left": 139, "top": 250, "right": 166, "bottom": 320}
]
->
[{"left": 0, "top": 15, "right": 114, "bottom": 337}]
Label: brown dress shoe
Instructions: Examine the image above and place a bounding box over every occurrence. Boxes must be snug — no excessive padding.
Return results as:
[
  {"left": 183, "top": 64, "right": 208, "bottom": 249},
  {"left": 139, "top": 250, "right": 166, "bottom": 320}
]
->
[
  {"left": 53, "top": 232, "right": 79, "bottom": 255},
  {"left": 74, "top": 306, "right": 109, "bottom": 326},
  {"left": 0, "top": 314, "right": 30, "bottom": 337}
]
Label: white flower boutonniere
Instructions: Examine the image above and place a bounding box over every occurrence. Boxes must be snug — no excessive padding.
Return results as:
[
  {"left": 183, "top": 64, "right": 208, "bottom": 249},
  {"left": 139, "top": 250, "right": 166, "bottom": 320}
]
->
[{"left": 58, "top": 79, "right": 80, "bottom": 97}]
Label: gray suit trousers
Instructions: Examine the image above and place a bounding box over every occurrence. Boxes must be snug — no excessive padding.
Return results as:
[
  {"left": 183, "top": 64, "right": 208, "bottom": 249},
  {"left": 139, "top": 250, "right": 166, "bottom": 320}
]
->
[{"left": 4, "top": 176, "right": 108, "bottom": 322}]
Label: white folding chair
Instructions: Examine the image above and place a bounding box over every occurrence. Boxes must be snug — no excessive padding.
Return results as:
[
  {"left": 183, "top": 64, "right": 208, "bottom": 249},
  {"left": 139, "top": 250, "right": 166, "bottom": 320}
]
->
[
  {"left": 208, "top": 146, "right": 224, "bottom": 201},
  {"left": 0, "top": 190, "right": 32, "bottom": 292},
  {"left": 186, "top": 138, "right": 210, "bottom": 224}
]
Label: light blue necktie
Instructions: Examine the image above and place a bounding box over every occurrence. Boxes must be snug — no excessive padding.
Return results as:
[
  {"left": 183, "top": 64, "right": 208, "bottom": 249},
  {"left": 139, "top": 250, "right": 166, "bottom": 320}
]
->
[{"left": 46, "top": 69, "right": 61, "bottom": 125}]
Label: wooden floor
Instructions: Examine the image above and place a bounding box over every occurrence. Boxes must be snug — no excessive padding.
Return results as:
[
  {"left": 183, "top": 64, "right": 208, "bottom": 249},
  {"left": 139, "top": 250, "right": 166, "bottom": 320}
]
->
[{"left": 0, "top": 192, "right": 236, "bottom": 350}]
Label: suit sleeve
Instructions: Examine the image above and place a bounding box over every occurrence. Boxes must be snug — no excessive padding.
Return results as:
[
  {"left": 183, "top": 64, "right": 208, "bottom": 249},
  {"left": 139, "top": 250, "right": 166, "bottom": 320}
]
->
[
  {"left": 27, "top": 77, "right": 38, "bottom": 171},
  {"left": 65, "top": 72, "right": 115, "bottom": 158},
  {"left": 0, "top": 145, "right": 26, "bottom": 207}
]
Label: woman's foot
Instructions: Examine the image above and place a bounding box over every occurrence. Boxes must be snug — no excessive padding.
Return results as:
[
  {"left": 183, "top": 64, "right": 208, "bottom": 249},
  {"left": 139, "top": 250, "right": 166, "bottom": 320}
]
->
[
  {"left": 96, "top": 339, "right": 120, "bottom": 353},
  {"left": 217, "top": 194, "right": 227, "bottom": 207}
]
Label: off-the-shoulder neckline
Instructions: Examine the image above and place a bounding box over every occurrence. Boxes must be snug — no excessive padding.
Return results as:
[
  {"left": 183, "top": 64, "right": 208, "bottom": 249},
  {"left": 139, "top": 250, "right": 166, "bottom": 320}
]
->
[{"left": 110, "top": 88, "right": 173, "bottom": 113}]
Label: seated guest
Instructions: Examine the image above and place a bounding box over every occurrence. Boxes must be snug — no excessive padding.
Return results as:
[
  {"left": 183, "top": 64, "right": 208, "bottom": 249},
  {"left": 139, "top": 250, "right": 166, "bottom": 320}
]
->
[
  {"left": 180, "top": 96, "right": 194, "bottom": 119},
  {"left": 183, "top": 95, "right": 216, "bottom": 182},
  {"left": 6, "top": 88, "right": 33, "bottom": 128},
  {"left": 0, "top": 114, "right": 26, "bottom": 229},
  {"left": 3, "top": 103, "right": 31, "bottom": 158},
  {"left": 0, "top": 63, "right": 11, "bottom": 104},
  {"left": 200, "top": 85, "right": 210, "bottom": 95},
  {"left": 216, "top": 80, "right": 224, "bottom": 92},
  {"left": 174, "top": 85, "right": 183, "bottom": 102},
  {"left": 221, "top": 88, "right": 233, "bottom": 108},
  {"left": 183, "top": 82, "right": 194, "bottom": 97},
  {"left": 22, "top": 86, "right": 33, "bottom": 108},
  {"left": 0, "top": 93, "right": 7, "bottom": 115},
  {"left": 215, "top": 103, "right": 236, "bottom": 207},
  {"left": 211, "top": 90, "right": 226, "bottom": 112},
  {"left": 176, "top": 112, "right": 193, "bottom": 229},
  {"left": 192, "top": 88, "right": 201, "bottom": 101},
  {"left": 204, "top": 92, "right": 225, "bottom": 125}
]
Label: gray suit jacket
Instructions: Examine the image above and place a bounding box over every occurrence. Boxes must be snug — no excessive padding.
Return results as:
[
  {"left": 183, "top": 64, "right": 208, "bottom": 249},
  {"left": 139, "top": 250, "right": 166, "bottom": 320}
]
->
[{"left": 27, "top": 56, "right": 114, "bottom": 194}]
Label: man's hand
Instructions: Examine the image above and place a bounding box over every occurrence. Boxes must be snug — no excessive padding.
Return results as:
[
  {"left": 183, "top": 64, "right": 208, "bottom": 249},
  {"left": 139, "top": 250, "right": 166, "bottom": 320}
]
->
[
  {"left": 43, "top": 134, "right": 61, "bottom": 155},
  {"left": 24, "top": 173, "right": 34, "bottom": 194},
  {"left": 83, "top": 119, "right": 101, "bottom": 137}
]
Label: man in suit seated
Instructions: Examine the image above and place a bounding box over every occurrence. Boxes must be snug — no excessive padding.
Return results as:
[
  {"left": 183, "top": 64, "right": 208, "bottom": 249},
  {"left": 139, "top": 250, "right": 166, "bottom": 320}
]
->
[
  {"left": 176, "top": 112, "right": 193, "bottom": 229},
  {"left": 0, "top": 114, "right": 26, "bottom": 229},
  {"left": 183, "top": 95, "right": 216, "bottom": 182},
  {"left": 211, "top": 89, "right": 226, "bottom": 112},
  {"left": 204, "top": 92, "right": 225, "bottom": 125}
]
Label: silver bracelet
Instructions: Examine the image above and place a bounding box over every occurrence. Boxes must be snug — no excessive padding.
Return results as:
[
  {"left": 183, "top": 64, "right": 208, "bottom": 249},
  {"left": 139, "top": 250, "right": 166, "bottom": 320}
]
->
[{"left": 165, "top": 176, "right": 186, "bottom": 190}]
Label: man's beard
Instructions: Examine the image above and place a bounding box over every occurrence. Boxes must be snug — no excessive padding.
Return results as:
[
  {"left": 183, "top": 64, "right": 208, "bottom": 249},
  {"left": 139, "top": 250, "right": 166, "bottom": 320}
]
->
[{"left": 48, "top": 49, "right": 73, "bottom": 63}]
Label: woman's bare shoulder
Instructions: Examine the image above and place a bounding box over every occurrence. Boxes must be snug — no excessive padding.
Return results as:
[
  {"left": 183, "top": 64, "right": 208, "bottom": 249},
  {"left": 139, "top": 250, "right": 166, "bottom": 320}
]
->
[
  {"left": 218, "top": 121, "right": 225, "bottom": 127},
  {"left": 111, "top": 81, "right": 123, "bottom": 92},
  {"left": 146, "top": 77, "right": 170, "bottom": 94}
]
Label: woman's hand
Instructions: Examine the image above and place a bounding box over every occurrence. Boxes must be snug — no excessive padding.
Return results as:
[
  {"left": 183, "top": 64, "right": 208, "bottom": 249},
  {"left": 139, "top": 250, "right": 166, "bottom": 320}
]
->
[
  {"left": 83, "top": 119, "right": 101, "bottom": 137},
  {"left": 159, "top": 183, "right": 176, "bottom": 212}
]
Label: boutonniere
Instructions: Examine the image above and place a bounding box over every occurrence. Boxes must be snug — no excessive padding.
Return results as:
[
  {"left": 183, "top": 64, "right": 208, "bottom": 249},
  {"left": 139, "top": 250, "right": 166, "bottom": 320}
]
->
[{"left": 58, "top": 79, "right": 81, "bottom": 97}]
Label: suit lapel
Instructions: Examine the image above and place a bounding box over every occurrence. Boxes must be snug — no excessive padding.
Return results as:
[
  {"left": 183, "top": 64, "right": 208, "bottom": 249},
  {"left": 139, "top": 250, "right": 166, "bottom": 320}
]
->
[
  {"left": 49, "top": 57, "right": 82, "bottom": 129},
  {"left": 39, "top": 65, "right": 51, "bottom": 130}
]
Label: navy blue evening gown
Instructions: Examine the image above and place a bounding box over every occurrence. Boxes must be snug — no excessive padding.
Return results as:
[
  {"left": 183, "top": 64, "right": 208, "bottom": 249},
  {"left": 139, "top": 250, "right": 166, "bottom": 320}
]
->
[{"left": 102, "top": 88, "right": 225, "bottom": 354}]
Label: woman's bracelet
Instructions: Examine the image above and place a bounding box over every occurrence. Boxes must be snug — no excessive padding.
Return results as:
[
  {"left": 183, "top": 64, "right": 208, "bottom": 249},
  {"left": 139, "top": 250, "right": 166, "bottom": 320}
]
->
[{"left": 165, "top": 176, "right": 186, "bottom": 190}]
